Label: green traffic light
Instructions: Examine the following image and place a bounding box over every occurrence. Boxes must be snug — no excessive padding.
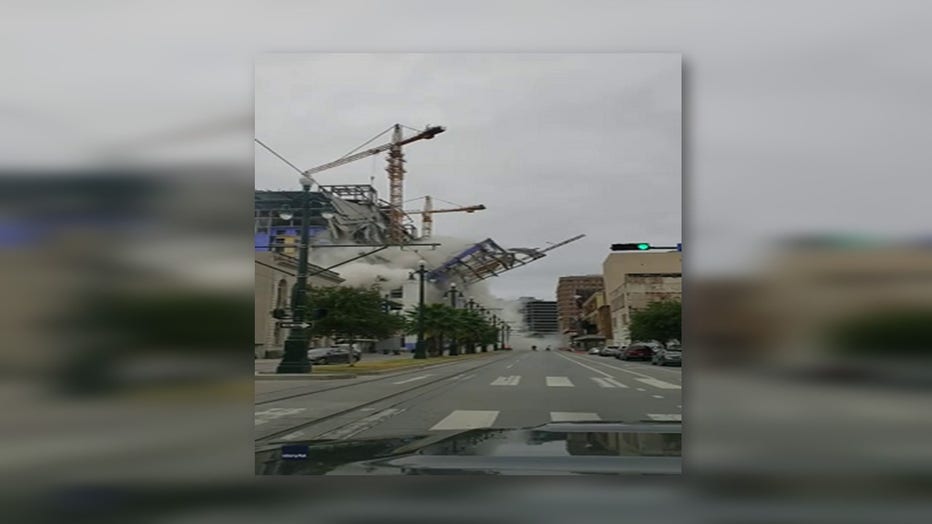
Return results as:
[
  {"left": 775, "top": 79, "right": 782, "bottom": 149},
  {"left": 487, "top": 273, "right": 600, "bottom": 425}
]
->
[{"left": 637, "top": 243, "right": 650, "bottom": 250}]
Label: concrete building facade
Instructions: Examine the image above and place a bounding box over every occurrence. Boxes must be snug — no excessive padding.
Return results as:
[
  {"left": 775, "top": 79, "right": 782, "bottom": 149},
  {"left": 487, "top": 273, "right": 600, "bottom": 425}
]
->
[
  {"left": 518, "top": 297, "right": 559, "bottom": 336},
  {"left": 581, "top": 291, "right": 614, "bottom": 344},
  {"left": 602, "top": 252, "right": 682, "bottom": 346}
]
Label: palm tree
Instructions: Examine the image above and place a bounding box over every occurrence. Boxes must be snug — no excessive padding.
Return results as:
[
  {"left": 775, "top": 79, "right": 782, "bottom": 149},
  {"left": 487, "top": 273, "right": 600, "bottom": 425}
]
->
[
  {"left": 404, "top": 304, "right": 456, "bottom": 357},
  {"left": 404, "top": 305, "right": 500, "bottom": 357}
]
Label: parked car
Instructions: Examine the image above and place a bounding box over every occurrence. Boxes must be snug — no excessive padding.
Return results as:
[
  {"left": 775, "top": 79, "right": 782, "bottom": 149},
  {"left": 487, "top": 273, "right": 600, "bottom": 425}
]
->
[
  {"left": 619, "top": 344, "right": 654, "bottom": 361},
  {"left": 652, "top": 346, "right": 682, "bottom": 366},
  {"left": 599, "top": 346, "right": 621, "bottom": 357},
  {"left": 307, "top": 346, "right": 362, "bottom": 365},
  {"left": 588, "top": 347, "right": 603, "bottom": 355}
]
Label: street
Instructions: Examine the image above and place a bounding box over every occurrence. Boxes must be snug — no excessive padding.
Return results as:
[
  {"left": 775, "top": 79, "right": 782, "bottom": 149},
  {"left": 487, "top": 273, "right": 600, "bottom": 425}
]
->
[{"left": 255, "top": 349, "right": 681, "bottom": 446}]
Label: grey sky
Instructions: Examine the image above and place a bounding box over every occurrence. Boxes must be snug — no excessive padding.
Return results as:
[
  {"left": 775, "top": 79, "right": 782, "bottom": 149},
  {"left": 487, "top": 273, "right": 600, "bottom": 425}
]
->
[{"left": 255, "top": 54, "right": 681, "bottom": 300}]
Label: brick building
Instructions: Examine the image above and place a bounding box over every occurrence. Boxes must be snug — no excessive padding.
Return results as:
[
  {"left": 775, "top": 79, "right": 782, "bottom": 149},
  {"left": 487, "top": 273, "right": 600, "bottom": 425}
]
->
[{"left": 555, "top": 275, "right": 605, "bottom": 341}]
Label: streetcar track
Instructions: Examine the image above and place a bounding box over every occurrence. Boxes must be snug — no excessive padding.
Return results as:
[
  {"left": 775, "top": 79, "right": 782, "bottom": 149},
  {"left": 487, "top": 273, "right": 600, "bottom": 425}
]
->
[
  {"left": 254, "top": 353, "right": 511, "bottom": 444},
  {"left": 255, "top": 354, "right": 504, "bottom": 406}
]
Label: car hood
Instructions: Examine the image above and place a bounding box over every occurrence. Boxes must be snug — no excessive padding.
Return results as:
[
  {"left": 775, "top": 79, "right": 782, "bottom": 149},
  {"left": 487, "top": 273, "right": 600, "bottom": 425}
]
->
[{"left": 256, "top": 422, "right": 681, "bottom": 475}]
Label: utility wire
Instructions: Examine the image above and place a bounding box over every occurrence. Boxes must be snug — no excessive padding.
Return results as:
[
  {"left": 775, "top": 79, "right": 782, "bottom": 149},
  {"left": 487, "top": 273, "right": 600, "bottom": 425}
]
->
[{"left": 255, "top": 138, "right": 305, "bottom": 175}]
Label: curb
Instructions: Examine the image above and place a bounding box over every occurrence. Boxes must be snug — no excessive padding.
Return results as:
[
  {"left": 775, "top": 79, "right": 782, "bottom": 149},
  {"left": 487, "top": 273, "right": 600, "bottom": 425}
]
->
[
  {"left": 321, "top": 353, "right": 503, "bottom": 375},
  {"left": 254, "top": 373, "right": 357, "bottom": 380},
  {"left": 255, "top": 353, "right": 501, "bottom": 379}
]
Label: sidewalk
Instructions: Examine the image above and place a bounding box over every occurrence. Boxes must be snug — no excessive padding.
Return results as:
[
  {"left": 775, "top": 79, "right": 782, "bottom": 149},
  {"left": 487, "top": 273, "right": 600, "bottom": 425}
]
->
[{"left": 255, "top": 352, "right": 410, "bottom": 374}]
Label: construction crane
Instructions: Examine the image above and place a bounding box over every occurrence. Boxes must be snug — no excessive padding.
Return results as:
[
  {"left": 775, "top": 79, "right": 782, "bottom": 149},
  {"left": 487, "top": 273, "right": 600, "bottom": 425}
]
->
[
  {"left": 302, "top": 124, "right": 445, "bottom": 243},
  {"left": 404, "top": 195, "right": 486, "bottom": 239}
]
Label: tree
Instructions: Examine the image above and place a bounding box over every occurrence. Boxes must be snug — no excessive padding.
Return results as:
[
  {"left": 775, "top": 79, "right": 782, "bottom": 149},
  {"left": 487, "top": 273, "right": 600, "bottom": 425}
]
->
[
  {"left": 453, "top": 309, "right": 490, "bottom": 354},
  {"left": 403, "top": 305, "right": 498, "bottom": 357},
  {"left": 629, "top": 300, "right": 681, "bottom": 347},
  {"left": 404, "top": 303, "right": 466, "bottom": 357},
  {"left": 308, "top": 286, "right": 405, "bottom": 350}
]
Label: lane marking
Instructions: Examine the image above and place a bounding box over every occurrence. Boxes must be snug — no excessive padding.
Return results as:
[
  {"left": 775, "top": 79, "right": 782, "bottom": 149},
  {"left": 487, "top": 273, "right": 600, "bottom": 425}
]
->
[
  {"left": 491, "top": 375, "right": 521, "bottom": 386},
  {"left": 546, "top": 376, "right": 574, "bottom": 387},
  {"left": 393, "top": 374, "right": 433, "bottom": 385},
  {"left": 560, "top": 352, "right": 683, "bottom": 384},
  {"left": 319, "top": 408, "right": 405, "bottom": 440},
  {"left": 604, "top": 377, "right": 628, "bottom": 388},
  {"left": 652, "top": 394, "right": 665, "bottom": 399},
  {"left": 636, "top": 388, "right": 646, "bottom": 392},
  {"left": 592, "top": 377, "right": 616, "bottom": 388},
  {"left": 431, "top": 410, "right": 499, "bottom": 431},
  {"left": 636, "top": 377, "right": 681, "bottom": 390},
  {"left": 459, "top": 374, "right": 476, "bottom": 381},
  {"left": 647, "top": 414, "right": 681, "bottom": 421},
  {"left": 551, "top": 412, "right": 601, "bottom": 422},
  {"left": 553, "top": 353, "right": 616, "bottom": 379}
]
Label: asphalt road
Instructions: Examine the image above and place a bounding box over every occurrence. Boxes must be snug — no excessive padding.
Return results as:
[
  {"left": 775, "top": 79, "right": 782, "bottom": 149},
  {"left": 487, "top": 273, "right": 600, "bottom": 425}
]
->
[{"left": 255, "top": 350, "right": 681, "bottom": 445}]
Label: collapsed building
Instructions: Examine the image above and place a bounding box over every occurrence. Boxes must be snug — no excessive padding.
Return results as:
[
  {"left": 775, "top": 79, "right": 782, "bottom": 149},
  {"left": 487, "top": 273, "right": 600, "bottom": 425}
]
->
[{"left": 254, "top": 184, "right": 584, "bottom": 352}]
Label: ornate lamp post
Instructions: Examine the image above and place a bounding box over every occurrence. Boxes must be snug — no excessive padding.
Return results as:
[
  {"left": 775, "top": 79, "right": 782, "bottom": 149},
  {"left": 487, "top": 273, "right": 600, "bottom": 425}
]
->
[
  {"left": 409, "top": 260, "right": 429, "bottom": 359},
  {"left": 276, "top": 176, "right": 332, "bottom": 373}
]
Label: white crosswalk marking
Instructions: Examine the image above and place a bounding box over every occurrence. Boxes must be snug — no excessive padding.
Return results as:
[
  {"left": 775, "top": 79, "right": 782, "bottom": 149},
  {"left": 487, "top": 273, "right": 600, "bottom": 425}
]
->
[
  {"left": 546, "top": 376, "right": 574, "bottom": 387},
  {"left": 491, "top": 375, "right": 521, "bottom": 386},
  {"left": 647, "top": 414, "right": 681, "bottom": 421},
  {"left": 551, "top": 412, "right": 601, "bottom": 422},
  {"left": 393, "top": 374, "right": 432, "bottom": 385},
  {"left": 604, "top": 377, "right": 628, "bottom": 388},
  {"left": 431, "top": 410, "right": 499, "bottom": 430},
  {"left": 635, "top": 377, "right": 681, "bottom": 389}
]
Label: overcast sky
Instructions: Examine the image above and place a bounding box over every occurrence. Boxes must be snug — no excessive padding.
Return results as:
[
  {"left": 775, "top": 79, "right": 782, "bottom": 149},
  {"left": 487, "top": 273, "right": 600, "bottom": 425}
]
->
[{"left": 255, "top": 54, "right": 681, "bottom": 300}]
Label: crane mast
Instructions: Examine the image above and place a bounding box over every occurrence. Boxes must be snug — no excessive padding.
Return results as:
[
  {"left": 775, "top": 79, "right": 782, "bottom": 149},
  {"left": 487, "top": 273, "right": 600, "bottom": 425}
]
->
[
  {"left": 403, "top": 196, "right": 486, "bottom": 239},
  {"left": 387, "top": 125, "right": 406, "bottom": 243},
  {"left": 300, "top": 123, "right": 445, "bottom": 244},
  {"left": 420, "top": 195, "right": 433, "bottom": 239}
]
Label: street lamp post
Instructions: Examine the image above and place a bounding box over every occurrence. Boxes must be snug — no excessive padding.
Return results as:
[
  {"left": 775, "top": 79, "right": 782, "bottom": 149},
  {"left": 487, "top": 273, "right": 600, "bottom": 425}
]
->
[
  {"left": 445, "top": 283, "right": 461, "bottom": 308},
  {"left": 410, "top": 260, "right": 429, "bottom": 359},
  {"left": 444, "top": 283, "right": 463, "bottom": 356},
  {"left": 464, "top": 297, "right": 475, "bottom": 353},
  {"left": 276, "top": 176, "right": 315, "bottom": 374},
  {"left": 477, "top": 307, "right": 488, "bottom": 352}
]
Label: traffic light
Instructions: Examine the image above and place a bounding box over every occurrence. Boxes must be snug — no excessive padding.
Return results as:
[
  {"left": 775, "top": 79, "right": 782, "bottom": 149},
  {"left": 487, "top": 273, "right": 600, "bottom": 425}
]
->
[{"left": 611, "top": 243, "right": 651, "bottom": 251}]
